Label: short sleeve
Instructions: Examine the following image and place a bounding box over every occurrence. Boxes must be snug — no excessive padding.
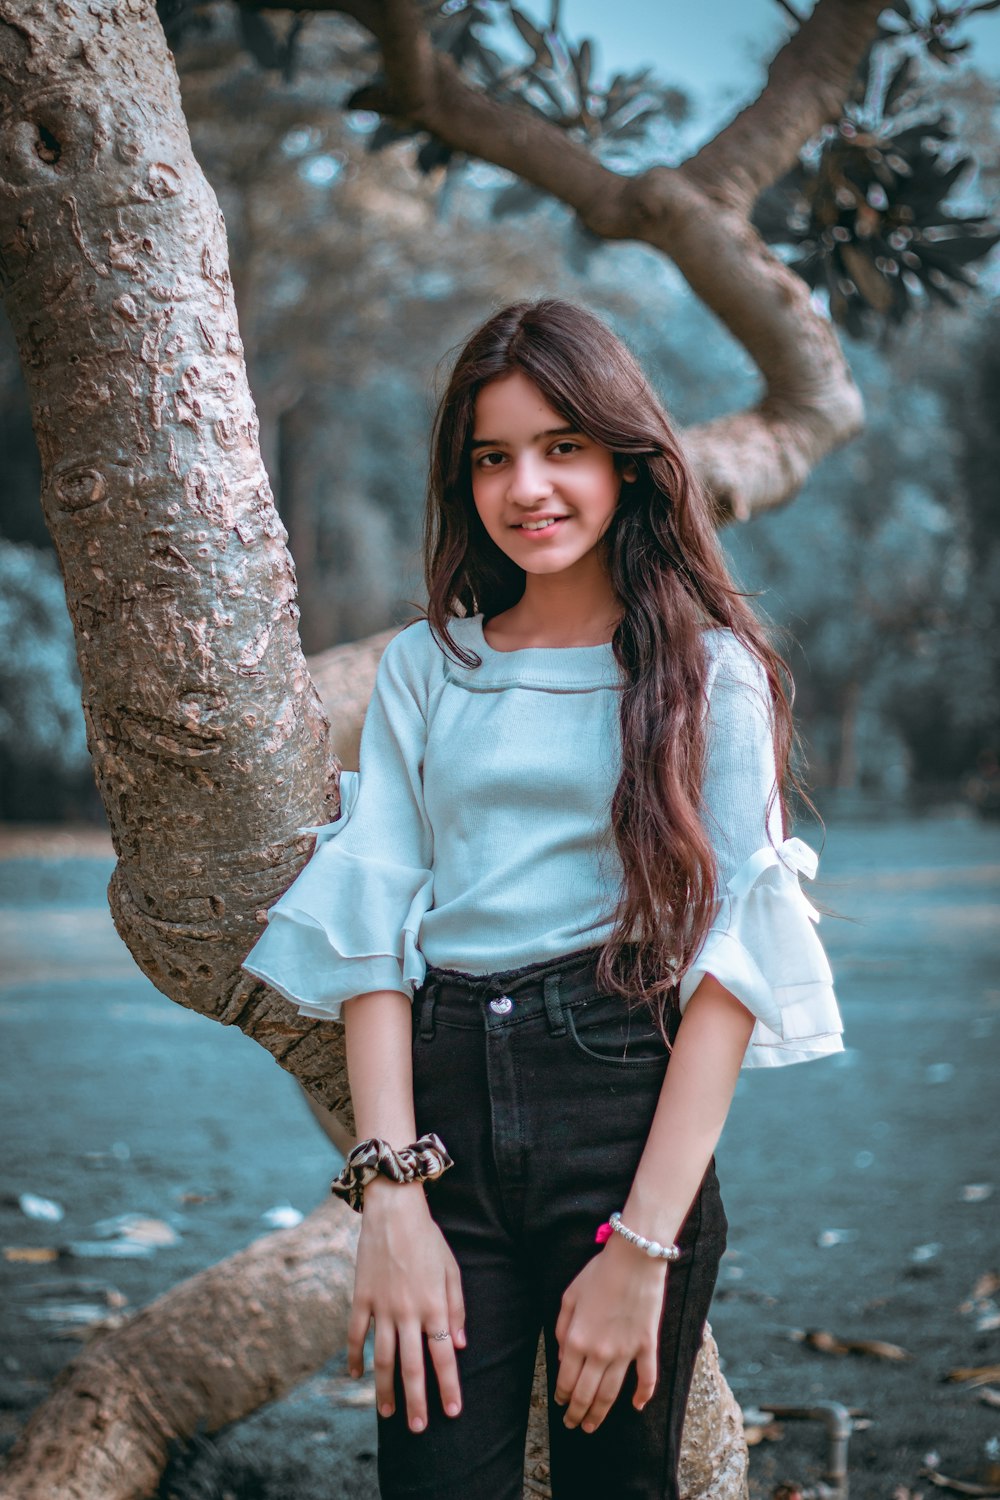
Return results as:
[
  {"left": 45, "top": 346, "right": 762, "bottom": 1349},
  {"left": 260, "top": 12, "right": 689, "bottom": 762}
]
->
[
  {"left": 241, "top": 627, "right": 434, "bottom": 1022},
  {"left": 677, "top": 632, "right": 845, "bottom": 1069}
]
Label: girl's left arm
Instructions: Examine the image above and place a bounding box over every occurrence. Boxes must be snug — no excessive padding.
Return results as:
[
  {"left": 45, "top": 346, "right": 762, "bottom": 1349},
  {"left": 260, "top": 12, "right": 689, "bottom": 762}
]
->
[
  {"left": 553, "top": 974, "right": 754, "bottom": 1432},
  {"left": 556, "top": 632, "right": 795, "bottom": 1433}
]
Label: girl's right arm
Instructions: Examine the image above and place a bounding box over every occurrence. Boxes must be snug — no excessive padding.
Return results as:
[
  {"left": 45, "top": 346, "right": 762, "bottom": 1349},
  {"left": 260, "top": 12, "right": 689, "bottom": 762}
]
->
[{"left": 343, "top": 988, "right": 466, "bottom": 1433}]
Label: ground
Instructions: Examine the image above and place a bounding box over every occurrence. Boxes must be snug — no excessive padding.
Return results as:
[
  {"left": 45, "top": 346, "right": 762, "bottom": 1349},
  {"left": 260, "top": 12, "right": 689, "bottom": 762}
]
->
[{"left": 0, "top": 810, "right": 998, "bottom": 1499}]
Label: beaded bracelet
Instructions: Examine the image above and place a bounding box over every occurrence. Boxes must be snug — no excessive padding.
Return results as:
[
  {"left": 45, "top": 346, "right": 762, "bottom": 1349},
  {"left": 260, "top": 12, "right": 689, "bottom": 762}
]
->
[
  {"left": 330, "top": 1131, "right": 454, "bottom": 1213},
  {"left": 595, "top": 1211, "right": 681, "bottom": 1262}
]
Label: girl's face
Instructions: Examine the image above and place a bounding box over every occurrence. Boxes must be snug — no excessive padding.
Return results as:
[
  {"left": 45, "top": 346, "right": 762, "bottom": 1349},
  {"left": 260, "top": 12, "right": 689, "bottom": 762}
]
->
[{"left": 469, "top": 371, "right": 629, "bottom": 582}]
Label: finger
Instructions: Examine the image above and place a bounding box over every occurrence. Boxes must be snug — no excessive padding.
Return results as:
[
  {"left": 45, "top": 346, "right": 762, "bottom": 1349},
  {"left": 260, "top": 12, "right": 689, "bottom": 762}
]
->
[
  {"left": 633, "top": 1345, "right": 659, "bottom": 1412},
  {"left": 398, "top": 1321, "right": 429, "bottom": 1433},
  {"left": 553, "top": 1342, "right": 583, "bottom": 1408},
  {"left": 445, "top": 1262, "right": 467, "bottom": 1349},
  {"left": 346, "top": 1301, "right": 372, "bottom": 1379},
  {"left": 563, "top": 1357, "right": 605, "bottom": 1428},
  {"left": 373, "top": 1316, "right": 398, "bottom": 1420},
  {"left": 579, "top": 1358, "right": 630, "bottom": 1433},
  {"left": 426, "top": 1325, "right": 463, "bottom": 1418}
]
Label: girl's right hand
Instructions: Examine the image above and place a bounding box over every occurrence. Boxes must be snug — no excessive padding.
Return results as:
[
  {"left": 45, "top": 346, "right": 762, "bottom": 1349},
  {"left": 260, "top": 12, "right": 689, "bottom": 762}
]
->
[{"left": 347, "top": 1176, "right": 466, "bottom": 1433}]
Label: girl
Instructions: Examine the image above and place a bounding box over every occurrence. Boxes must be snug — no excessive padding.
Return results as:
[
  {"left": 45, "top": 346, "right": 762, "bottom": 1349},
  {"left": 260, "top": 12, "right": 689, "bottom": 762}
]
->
[{"left": 242, "top": 298, "right": 844, "bottom": 1500}]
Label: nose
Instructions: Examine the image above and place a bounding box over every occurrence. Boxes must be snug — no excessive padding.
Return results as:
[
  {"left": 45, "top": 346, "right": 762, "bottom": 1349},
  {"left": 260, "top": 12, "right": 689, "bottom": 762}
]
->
[{"left": 505, "top": 451, "right": 554, "bottom": 507}]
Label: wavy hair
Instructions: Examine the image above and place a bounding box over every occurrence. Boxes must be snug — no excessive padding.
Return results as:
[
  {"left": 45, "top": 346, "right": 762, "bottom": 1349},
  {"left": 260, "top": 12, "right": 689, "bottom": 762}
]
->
[{"left": 416, "top": 297, "right": 822, "bottom": 1025}]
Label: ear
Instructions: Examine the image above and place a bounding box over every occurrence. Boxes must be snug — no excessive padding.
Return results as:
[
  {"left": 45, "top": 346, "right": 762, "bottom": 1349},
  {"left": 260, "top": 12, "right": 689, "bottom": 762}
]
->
[{"left": 622, "top": 461, "right": 639, "bottom": 484}]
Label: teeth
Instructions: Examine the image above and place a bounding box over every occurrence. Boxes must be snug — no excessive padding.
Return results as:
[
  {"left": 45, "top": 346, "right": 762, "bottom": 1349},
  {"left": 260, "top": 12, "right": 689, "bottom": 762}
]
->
[{"left": 521, "top": 518, "right": 559, "bottom": 530}]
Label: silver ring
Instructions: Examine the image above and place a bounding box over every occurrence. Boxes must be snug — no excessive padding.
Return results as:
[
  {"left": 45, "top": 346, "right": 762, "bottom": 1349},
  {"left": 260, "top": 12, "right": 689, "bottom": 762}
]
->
[{"left": 429, "top": 1329, "right": 451, "bottom": 1341}]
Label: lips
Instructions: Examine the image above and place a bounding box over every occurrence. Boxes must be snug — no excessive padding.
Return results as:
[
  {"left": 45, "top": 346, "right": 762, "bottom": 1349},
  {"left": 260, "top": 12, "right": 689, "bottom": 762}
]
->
[{"left": 513, "top": 516, "right": 568, "bottom": 530}]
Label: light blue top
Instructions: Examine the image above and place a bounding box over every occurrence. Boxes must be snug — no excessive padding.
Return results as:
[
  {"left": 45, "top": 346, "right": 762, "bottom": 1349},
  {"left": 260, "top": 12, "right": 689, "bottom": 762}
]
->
[{"left": 242, "top": 614, "right": 844, "bottom": 1068}]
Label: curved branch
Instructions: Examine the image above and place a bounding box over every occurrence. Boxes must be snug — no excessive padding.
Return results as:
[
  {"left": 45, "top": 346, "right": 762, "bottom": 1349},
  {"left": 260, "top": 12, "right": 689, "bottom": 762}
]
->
[
  {"left": 684, "top": 0, "right": 885, "bottom": 213},
  {"left": 320, "top": 0, "right": 869, "bottom": 518}
]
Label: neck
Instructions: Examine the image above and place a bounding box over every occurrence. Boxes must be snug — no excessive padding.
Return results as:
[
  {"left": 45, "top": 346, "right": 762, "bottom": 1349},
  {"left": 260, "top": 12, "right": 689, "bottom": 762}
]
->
[{"left": 507, "top": 569, "right": 621, "bottom": 646}]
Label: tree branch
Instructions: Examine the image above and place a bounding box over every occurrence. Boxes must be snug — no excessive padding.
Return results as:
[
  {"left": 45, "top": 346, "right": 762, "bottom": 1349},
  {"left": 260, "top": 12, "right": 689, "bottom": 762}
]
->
[
  {"left": 286, "top": 0, "right": 867, "bottom": 517},
  {"left": 683, "top": 0, "right": 884, "bottom": 213}
]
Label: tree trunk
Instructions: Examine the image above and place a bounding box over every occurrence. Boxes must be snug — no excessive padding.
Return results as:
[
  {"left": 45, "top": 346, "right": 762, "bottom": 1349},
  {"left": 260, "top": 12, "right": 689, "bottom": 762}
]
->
[{"left": 3, "top": 1, "right": 871, "bottom": 1492}]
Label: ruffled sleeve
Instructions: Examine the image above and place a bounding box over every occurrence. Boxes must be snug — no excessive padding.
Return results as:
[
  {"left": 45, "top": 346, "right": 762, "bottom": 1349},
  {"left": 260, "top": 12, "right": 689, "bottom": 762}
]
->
[
  {"left": 678, "top": 632, "right": 845, "bottom": 1069},
  {"left": 241, "top": 626, "right": 434, "bottom": 1022}
]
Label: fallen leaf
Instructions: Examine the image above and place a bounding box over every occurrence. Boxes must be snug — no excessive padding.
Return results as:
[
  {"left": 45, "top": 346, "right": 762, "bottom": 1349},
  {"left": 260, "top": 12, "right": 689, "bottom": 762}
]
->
[
  {"left": 945, "top": 1365, "right": 1000, "bottom": 1387},
  {"left": 65, "top": 1240, "right": 156, "bottom": 1260},
  {"left": 3, "top": 1246, "right": 60, "bottom": 1263},
  {"left": 790, "top": 1328, "right": 910, "bottom": 1360},
  {"left": 90, "top": 1213, "right": 179, "bottom": 1247},
  {"left": 961, "top": 1184, "right": 994, "bottom": 1203},
  {"left": 816, "top": 1228, "right": 859, "bottom": 1248},
  {"left": 978, "top": 1389, "right": 1000, "bottom": 1409},
  {"left": 261, "top": 1204, "right": 304, "bottom": 1229},
  {"left": 25, "top": 1302, "right": 111, "bottom": 1324},
  {"left": 16, "top": 1192, "right": 65, "bottom": 1222},
  {"left": 745, "top": 1420, "right": 785, "bottom": 1446},
  {"left": 921, "top": 1469, "right": 1000, "bottom": 1496}
]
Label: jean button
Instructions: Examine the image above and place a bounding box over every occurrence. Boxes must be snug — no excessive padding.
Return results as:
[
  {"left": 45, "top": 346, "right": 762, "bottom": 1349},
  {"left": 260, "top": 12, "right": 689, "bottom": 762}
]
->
[{"left": 489, "top": 995, "right": 514, "bottom": 1015}]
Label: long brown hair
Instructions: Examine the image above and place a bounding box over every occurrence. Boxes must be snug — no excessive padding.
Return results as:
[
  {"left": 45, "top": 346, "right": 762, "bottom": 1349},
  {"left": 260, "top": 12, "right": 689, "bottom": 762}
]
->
[{"left": 418, "top": 297, "right": 822, "bottom": 1019}]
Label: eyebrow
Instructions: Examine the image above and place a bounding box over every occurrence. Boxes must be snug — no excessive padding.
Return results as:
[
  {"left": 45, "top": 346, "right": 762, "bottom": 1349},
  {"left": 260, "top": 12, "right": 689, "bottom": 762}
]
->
[{"left": 469, "top": 425, "right": 581, "bottom": 451}]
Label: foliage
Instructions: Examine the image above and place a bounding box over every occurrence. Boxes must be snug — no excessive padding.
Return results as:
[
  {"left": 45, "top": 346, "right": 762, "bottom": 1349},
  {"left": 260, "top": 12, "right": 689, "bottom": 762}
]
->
[{"left": 753, "top": 39, "right": 1000, "bottom": 340}]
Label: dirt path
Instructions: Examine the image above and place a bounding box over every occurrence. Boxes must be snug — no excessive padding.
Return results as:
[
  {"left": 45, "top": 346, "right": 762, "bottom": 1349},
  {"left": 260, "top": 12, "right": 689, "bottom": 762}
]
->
[{"left": 1, "top": 813, "right": 998, "bottom": 1499}]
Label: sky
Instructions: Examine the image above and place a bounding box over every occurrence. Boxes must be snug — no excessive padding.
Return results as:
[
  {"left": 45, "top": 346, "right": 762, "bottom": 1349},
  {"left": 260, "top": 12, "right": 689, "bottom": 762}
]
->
[{"left": 560, "top": 0, "right": 1000, "bottom": 148}]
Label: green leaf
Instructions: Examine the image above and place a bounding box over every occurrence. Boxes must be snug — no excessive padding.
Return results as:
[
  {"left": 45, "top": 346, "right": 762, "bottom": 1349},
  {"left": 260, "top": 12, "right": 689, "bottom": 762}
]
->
[{"left": 510, "top": 6, "right": 554, "bottom": 68}]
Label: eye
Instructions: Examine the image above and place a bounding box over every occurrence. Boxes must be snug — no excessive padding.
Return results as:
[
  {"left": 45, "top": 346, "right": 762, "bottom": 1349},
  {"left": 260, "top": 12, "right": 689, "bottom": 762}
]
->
[
  {"left": 474, "top": 451, "right": 506, "bottom": 469},
  {"left": 551, "top": 441, "right": 581, "bottom": 456}
]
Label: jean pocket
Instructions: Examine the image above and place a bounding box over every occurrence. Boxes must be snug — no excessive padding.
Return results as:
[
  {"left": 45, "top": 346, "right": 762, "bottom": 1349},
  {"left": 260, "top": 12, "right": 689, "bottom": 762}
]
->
[{"left": 564, "top": 992, "right": 672, "bottom": 1067}]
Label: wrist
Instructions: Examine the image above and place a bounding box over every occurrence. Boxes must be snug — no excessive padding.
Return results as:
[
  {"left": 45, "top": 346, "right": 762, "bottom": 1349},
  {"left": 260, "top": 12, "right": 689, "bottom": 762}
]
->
[
  {"left": 621, "top": 1187, "right": 684, "bottom": 1248},
  {"left": 362, "top": 1176, "right": 429, "bottom": 1210}
]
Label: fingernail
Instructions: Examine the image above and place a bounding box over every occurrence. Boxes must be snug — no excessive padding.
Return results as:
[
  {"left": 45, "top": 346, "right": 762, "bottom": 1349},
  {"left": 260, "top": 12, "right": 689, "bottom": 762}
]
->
[
  {"left": 411, "top": 1417, "right": 425, "bottom": 1433},
  {"left": 456, "top": 1329, "right": 467, "bottom": 1348},
  {"left": 446, "top": 1401, "right": 461, "bottom": 1417},
  {"left": 379, "top": 1403, "right": 393, "bottom": 1419},
  {"left": 582, "top": 1422, "right": 595, "bottom": 1433}
]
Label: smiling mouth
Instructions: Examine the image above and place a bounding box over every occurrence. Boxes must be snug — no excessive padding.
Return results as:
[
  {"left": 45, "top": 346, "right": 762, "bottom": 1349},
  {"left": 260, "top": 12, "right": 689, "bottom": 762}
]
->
[{"left": 514, "top": 517, "right": 567, "bottom": 532}]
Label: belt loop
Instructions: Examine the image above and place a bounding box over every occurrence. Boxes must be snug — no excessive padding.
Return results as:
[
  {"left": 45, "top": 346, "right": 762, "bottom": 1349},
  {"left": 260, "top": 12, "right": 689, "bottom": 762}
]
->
[
  {"left": 543, "top": 971, "right": 566, "bottom": 1037},
  {"left": 418, "top": 979, "right": 439, "bottom": 1041}
]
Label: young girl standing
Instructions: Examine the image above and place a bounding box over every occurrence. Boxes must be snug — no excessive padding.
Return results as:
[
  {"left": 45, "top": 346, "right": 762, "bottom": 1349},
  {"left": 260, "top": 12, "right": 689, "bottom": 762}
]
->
[{"left": 243, "top": 298, "right": 844, "bottom": 1500}]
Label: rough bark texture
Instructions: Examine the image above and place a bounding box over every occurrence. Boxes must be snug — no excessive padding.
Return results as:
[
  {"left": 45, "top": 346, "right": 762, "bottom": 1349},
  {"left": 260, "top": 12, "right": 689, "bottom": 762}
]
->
[
  {"left": 0, "top": 1200, "right": 360, "bottom": 1500},
  {"left": 0, "top": 0, "right": 354, "bottom": 1120}
]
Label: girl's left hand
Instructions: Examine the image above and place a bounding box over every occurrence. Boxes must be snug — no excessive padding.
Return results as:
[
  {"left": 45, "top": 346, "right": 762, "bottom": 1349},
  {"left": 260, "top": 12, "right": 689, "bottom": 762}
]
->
[{"left": 553, "top": 1235, "right": 669, "bottom": 1432}]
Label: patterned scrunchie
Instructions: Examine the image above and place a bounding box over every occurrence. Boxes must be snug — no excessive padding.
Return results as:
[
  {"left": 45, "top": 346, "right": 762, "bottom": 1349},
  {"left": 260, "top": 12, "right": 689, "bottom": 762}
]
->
[{"left": 330, "top": 1131, "right": 454, "bottom": 1213}]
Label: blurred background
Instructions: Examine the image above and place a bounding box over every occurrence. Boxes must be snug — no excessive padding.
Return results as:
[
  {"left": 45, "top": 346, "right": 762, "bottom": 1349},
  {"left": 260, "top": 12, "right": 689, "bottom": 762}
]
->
[{"left": 1, "top": 4, "right": 998, "bottom": 1498}]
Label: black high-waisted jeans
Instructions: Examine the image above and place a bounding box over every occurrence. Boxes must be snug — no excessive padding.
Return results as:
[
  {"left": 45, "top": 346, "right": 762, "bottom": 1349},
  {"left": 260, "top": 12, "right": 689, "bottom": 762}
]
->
[{"left": 375, "top": 942, "right": 729, "bottom": 1500}]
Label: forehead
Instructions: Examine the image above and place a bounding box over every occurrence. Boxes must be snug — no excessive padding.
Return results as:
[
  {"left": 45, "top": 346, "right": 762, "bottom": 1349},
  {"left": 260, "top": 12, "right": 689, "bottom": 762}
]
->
[{"left": 473, "top": 371, "right": 566, "bottom": 434}]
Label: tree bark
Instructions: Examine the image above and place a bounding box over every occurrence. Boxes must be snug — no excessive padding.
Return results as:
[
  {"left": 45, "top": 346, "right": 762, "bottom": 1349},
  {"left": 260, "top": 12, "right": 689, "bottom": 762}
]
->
[{"left": 0, "top": 0, "right": 355, "bottom": 1121}]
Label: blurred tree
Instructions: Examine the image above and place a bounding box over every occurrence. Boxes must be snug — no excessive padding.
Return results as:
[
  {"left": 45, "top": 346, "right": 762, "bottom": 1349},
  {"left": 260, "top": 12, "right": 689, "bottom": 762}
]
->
[{"left": 0, "top": 1, "right": 998, "bottom": 1495}]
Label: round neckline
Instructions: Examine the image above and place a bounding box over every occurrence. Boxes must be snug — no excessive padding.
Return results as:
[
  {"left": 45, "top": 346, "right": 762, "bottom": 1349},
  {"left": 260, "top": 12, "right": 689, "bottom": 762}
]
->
[
  {"left": 442, "top": 615, "right": 621, "bottom": 693},
  {"left": 479, "top": 614, "right": 616, "bottom": 656}
]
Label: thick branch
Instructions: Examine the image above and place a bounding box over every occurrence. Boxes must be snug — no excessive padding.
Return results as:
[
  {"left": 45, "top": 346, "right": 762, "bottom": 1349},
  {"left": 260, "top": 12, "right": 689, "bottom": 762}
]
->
[
  {"left": 309, "top": 0, "right": 867, "bottom": 517},
  {"left": 684, "top": 0, "right": 886, "bottom": 212}
]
